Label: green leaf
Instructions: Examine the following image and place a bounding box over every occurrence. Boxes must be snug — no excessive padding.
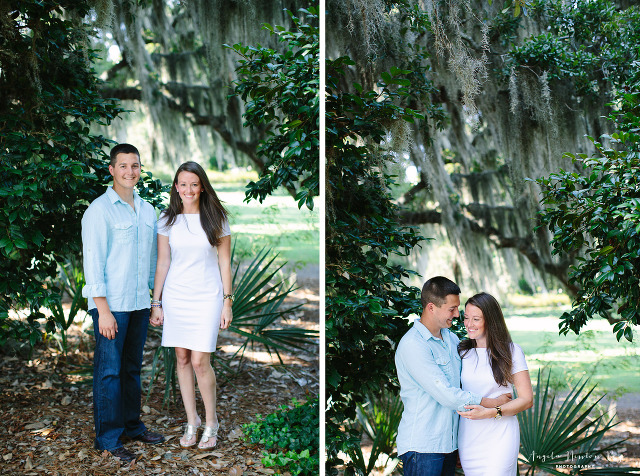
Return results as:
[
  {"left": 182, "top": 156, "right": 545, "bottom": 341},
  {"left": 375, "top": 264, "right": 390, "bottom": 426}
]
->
[{"left": 13, "top": 238, "right": 28, "bottom": 250}]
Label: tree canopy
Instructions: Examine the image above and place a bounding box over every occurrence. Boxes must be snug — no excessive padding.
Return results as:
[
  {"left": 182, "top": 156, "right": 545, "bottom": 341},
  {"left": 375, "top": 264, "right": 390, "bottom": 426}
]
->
[
  {"left": 328, "top": 0, "right": 640, "bottom": 295},
  {"left": 93, "top": 1, "right": 307, "bottom": 166},
  {"left": 325, "top": 54, "right": 425, "bottom": 473},
  {"left": 228, "top": 6, "right": 319, "bottom": 209}
]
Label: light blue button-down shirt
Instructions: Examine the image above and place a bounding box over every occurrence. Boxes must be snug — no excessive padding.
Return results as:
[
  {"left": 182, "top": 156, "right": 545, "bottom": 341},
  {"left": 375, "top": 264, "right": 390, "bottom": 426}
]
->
[
  {"left": 81, "top": 187, "right": 157, "bottom": 312},
  {"left": 395, "top": 319, "right": 482, "bottom": 455}
]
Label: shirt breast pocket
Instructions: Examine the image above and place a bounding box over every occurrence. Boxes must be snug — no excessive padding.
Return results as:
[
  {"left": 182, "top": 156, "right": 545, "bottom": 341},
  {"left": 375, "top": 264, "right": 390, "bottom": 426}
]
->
[
  {"left": 143, "top": 219, "right": 154, "bottom": 243},
  {"left": 113, "top": 222, "right": 134, "bottom": 244},
  {"left": 435, "top": 354, "right": 452, "bottom": 378}
]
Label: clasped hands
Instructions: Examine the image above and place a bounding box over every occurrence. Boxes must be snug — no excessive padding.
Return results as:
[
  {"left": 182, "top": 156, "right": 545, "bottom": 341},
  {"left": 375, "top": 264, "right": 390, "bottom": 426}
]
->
[{"left": 457, "top": 392, "right": 512, "bottom": 420}]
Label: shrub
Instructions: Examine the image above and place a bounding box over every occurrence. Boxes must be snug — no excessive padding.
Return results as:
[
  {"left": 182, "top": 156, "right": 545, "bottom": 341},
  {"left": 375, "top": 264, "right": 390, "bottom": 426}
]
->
[{"left": 243, "top": 397, "right": 319, "bottom": 475}]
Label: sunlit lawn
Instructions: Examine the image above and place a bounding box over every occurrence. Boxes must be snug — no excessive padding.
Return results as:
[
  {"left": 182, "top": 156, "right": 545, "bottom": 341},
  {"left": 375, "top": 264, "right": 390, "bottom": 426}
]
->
[
  {"left": 220, "top": 190, "right": 319, "bottom": 266},
  {"left": 503, "top": 305, "right": 640, "bottom": 395}
]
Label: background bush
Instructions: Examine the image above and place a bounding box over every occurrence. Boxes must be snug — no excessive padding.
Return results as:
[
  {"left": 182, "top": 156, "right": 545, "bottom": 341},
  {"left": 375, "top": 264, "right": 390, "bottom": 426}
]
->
[{"left": 243, "top": 397, "right": 319, "bottom": 475}]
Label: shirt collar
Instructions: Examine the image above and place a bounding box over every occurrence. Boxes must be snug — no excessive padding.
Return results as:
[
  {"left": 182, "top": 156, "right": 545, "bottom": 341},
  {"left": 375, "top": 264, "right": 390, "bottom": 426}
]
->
[
  {"left": 106, "top": 186, "right": 140, "bottom": 208},
  {"left": 412, "top": 318, "right": 445, "bottom": 342}
]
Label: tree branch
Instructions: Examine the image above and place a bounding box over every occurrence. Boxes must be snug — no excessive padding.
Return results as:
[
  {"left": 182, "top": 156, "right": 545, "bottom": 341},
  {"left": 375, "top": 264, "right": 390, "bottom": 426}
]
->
[
  {"left": 399, "top": 207, "right": 578, "bottom": 295},
  {"left": 100, "top": 86, "right": 263, "bottom": 170},
  {"left": 401, "top": 179, "right": 428, "bottom": 203},
  {"left": 100, "top": 86, "right": 300, "bottom": 199},
  {"left": 105, "top": 58, "right": 130, "bottom": 82}
]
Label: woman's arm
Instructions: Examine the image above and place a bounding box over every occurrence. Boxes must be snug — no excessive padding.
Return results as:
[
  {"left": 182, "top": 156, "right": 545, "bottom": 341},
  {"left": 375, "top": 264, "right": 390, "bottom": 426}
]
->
[
  {"left": 498, "top": 370, "right": 533, "bottom": 416},
  {"left": 458, "top": 370, "right": 533, "bottom": 420},
  {"left": 150, "top": 234, "right": 171, "bottom": 326},
  {"left": 217, "top": 235, "right": 232, "bottom": 329}
]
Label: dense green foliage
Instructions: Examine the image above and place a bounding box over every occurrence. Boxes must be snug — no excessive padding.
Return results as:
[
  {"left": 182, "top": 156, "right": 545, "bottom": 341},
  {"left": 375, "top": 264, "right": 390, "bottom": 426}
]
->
[
  {"left": 228, "top": 6, "right": 319, "bottom": 210},
  {"left": 0, "top": 0, "right": 164, "bottom": 347},
  {"left": 484, "top": 0, "right": 640, "bottom": 342},
  {"left": 325, "top": 58, "right": 423, "bottom": 471},
  {"left": 537, "top": 82, "right": 640, "bottom": 342},
  {"left": 325, "top": 5, "right": 448, "bottom": 471},
  {"left": 243, "top": 398, "right": 319, "bottom": 475},
  {"left": 506, "top": 0, "right": 640, "bottom": 95}
]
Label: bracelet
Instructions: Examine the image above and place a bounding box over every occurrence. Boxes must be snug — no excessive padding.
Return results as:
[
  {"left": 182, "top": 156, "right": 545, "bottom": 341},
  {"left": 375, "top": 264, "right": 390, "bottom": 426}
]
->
[
  {"left": 151, "top": 299, "right": 162, "bottom": 304},
  {"left": 151, "top": 303, "right": 162, "bottom": 308},
  {"left": 223, "top": 293, "right": 234, "bottom": 302}
]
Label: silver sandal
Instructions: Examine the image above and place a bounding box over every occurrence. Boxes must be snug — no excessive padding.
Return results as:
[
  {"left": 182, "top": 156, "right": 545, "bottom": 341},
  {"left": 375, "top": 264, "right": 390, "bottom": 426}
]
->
[
  {"left": 180, "top": 418, "right": 201, "bottom": 448},
  {"left": 198, "top": 425, "right": 219, "bottom": 450}
]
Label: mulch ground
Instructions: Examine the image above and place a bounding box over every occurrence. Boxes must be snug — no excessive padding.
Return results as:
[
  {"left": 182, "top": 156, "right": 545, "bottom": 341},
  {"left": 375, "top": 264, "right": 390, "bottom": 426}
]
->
[{"left": 0, "top": 285, "right": 319, "bottom": 476}]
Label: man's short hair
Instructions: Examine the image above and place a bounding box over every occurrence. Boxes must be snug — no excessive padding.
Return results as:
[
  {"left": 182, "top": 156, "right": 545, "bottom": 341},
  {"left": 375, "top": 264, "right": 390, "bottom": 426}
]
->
[
  {"left": 110, "top": 143, "right": 140, "bottom": 166},
  {"left": 421, "top": 276, "right": 461, "bottom": 308}
]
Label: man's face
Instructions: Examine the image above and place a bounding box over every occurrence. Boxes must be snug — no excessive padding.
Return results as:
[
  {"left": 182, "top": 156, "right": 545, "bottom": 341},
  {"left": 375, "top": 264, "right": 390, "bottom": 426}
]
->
[
  {"left": 431, "top": 294, "right": 460, "bottom": 330},
  {"left": 109, "top": 152, "right": 141, "bottom": 191}
]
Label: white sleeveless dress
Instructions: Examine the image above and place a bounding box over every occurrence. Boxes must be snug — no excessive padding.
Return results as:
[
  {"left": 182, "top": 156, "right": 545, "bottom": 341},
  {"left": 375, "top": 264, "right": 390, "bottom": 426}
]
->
[
  {"left": 458, "top": 343, "right": 528, "bottom": 476},
  {"left": 158, "top": 214, "right": 230, "bottom": 352}
]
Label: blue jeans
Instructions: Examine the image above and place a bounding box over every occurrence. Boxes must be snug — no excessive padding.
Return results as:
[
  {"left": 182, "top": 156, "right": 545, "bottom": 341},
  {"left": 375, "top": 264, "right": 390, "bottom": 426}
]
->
[
  {"left": 400, "top": 451, "right": 457, "bottom": 476},
  {"left": 91, "top": 308, "right": 149, "bottom": 450}
]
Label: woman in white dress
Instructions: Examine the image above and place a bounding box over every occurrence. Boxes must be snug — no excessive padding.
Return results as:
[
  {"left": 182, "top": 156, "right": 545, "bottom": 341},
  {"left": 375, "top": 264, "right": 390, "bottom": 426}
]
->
[
  {"left": 457, "top": 292, "right": 533, "bottom": 476},
  {"left": 150, "top": 161, "right": 232, "bottom": 450}
]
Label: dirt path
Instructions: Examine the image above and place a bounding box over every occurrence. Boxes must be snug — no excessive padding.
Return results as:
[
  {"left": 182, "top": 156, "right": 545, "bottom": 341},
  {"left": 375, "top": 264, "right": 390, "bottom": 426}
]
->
[{"left": 0, "top": 284, "right": 319, "bottom": 476}]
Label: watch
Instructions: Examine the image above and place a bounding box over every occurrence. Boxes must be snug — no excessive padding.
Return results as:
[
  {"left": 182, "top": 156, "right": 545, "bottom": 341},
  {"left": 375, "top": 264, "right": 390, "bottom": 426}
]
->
[{"left": 495, "top": 406, "right": 502, "bottom": 419}]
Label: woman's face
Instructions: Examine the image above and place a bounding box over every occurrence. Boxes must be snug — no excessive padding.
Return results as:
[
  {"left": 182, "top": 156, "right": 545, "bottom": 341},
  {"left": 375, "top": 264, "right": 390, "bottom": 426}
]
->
[
  {"left": 176, "top": 171, "right": 202, "bottom": 207},
  {"left": 464, "top": 304, "right": 486, "bottom": 341}
]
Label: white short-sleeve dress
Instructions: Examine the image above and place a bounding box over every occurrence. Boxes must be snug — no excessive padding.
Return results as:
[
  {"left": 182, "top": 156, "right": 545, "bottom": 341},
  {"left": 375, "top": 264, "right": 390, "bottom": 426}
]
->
[
  {"left": 158, "top": 213, "right": 231, "bottom": 352},
  {"left": 458, "top": 343, "right": 528, "bottom": 476}
]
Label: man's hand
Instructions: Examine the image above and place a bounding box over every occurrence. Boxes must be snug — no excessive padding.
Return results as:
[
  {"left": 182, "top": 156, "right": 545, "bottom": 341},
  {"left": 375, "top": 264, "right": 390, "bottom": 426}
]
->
[
  {"left": 150, "top": 307, "right": 164, "bottom": 327},
  {"left": 480, "top": 393, "right": 512, "bottom": 408},
  {"left": 495, "top": 392, "right": 512, "bottom": 406},
  {"left": 98, "top": 311, "right": 118, "bottom": 340}
]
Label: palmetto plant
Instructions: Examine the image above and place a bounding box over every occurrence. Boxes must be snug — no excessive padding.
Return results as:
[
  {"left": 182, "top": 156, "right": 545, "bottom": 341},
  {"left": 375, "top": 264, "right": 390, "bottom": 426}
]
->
[
  {"left": 518, "top": 369, "right": 639, "bottom": 475},
  {"left": 147, "top": 244, "right": 317, "bottom": 407},
  {"left": 48, "top": 259, "right": 86, "bottom": 355},
  {"left": 228, "top": 245, "right": 313, "bottom": 363},
  {"left": 348, "top": 390, "right": 403, "bottom": 476}
]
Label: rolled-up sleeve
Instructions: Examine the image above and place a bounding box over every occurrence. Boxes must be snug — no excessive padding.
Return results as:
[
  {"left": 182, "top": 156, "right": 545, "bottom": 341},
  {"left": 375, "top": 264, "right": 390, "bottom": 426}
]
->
[
  {"left": 149, "top": 215, "right": 157, "bottom": 289},
  {"left": 81, "top": 205, "right": 108, "bottom": 298}
]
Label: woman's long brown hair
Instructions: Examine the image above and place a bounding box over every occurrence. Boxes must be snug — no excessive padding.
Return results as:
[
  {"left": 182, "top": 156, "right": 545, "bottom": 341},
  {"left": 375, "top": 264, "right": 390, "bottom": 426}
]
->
[
  {"left": 161, "top": 161, "right": 229, "bottom": 247},
  {"left": 458, "top": 292, "right": 514, "bottom": 387}
]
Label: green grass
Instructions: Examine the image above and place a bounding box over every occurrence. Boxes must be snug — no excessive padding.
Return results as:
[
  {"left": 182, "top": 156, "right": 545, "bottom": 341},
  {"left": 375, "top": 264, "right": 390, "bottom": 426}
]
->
[
  {"left": 220, "top": 190, "right": 319, "bottom": 266},
  {"left": 504, "top": 306, "right": 640, "bottom": 395}
]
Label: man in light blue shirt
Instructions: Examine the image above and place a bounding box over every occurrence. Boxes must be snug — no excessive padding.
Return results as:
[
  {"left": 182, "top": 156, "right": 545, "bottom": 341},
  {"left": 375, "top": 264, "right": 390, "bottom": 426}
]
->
[
  {"left": 395, "top": 276, "right": 510, "bottom": 476},
  {"left": 82, "top": 143, "right": 164, "bottom": 462}
]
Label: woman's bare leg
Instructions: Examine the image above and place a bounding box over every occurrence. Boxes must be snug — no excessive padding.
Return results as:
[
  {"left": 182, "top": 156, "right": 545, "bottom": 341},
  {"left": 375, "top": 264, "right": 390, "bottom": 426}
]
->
[
  {"left": 175, "top": 347, "right": 200, "bottom": 445},
  {"left": 191, "top": 351, "right": 218, "bottom": 447}
]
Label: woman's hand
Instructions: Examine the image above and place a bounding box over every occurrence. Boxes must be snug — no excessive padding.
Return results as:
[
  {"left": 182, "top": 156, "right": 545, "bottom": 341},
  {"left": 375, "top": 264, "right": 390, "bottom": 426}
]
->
[
  {"left": 220, "top": 304, "right": 233, "bottom": 329},
  {"left": 457, "top": 405, "right": 497, "bottom": 420},
  {"left": 150, "top": 307, "right": 164, "bottom": 326}
]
